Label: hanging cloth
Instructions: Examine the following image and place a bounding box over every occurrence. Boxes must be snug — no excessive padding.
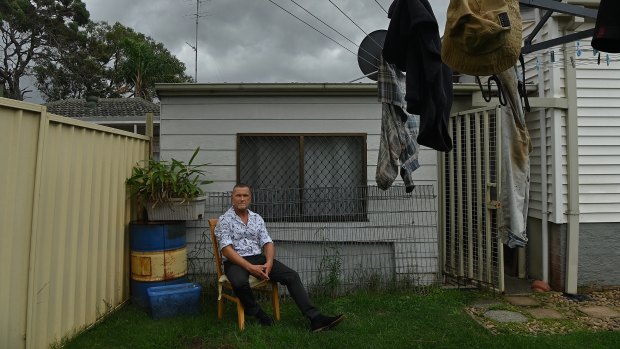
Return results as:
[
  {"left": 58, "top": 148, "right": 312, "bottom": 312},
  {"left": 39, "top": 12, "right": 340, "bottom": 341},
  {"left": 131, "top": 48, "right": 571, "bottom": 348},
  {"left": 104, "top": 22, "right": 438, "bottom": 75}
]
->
[
  {"left": 376, "top": 55, "right": 420, "bottom": 192},
  {"left": 497, "top": 66, "right": 532, "bottom": 248},
  {"left": 382, "top": 0, "right": 453, "bottom": 152}
]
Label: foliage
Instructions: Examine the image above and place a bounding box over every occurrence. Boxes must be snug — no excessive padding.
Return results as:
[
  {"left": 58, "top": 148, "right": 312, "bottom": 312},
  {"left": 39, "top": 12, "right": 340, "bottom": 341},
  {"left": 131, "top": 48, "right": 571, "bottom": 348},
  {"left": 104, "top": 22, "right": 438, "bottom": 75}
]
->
[
  {"left": 34, "top": 21, "right": 192, "bottom": 101},
  {"left": 126, "top": 147, "right": 212, "bottom": 209},
  {"left": 0, "top": 0, "right": 89, "bottom": 100},
  {"left": 311, "top": 229, "right": 343, "bottom": 297}
]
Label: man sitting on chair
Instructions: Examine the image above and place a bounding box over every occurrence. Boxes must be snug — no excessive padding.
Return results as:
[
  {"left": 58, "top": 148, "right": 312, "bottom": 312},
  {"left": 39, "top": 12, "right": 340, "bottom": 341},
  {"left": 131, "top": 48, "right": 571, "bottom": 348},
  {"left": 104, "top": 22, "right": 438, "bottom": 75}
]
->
[{"left": 215, "top": 183, "right": 345, "bottom": 332}]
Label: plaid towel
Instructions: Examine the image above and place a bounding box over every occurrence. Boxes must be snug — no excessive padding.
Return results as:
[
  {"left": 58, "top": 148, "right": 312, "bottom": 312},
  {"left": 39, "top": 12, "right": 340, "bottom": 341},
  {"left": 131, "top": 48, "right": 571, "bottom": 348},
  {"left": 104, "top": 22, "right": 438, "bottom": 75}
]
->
[
  {"left": 376, "top": 55, "right": 420, "bottom": 192},
  {"left": 378, "top": 56, "right": 407, "bottom": 109}
]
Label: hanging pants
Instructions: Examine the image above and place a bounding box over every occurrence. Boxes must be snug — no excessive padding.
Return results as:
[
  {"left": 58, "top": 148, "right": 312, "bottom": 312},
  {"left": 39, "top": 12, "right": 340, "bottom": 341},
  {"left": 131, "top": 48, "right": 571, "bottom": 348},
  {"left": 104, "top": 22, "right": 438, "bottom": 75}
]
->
[{"left": 497, "top": 67, "right": 532, "bottom": 248}]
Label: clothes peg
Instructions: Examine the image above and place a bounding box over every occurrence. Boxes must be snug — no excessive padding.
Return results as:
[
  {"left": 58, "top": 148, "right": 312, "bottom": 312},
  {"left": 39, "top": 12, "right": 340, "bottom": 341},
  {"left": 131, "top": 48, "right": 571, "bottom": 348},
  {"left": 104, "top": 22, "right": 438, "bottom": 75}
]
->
[
  {"left": 598, "top": 53, "right": 601, "bottom": 65},
  {"left": 550, "top": 50, "right": 555, "bottom": 63},
  {"left": 576, "top": 41, "right": 582, "bottom": 57},
  {"left": 606, "top": 54, "right": 610, "bottom": 66},
  {"left": 570, "top": 56, "right": 576, "bottom": 68},
  {"left": 536, "top": 57, "right": 540, "bottom": 71}
]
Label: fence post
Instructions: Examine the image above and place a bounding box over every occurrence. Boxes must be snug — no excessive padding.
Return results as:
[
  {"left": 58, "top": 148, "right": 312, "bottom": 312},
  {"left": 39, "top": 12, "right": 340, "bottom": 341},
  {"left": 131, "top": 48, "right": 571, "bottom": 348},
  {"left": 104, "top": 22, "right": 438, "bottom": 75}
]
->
[{"left": 146, "top": 112, "right": 154, "bottom": 159}]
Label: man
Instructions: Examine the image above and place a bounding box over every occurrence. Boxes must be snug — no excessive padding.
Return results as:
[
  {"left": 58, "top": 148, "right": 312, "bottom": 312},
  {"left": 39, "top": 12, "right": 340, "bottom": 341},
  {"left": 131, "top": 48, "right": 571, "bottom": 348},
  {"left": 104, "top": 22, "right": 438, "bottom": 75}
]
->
[{"left": 215, "top": 183, "right": 345, "bottom": 332}]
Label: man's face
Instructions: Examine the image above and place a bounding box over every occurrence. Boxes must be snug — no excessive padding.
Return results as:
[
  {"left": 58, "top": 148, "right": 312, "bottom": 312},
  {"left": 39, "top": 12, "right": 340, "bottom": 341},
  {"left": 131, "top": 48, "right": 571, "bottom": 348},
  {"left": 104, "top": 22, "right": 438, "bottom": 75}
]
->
[{"left": 232, "top": 187, "right": 252, "bottom": 211}]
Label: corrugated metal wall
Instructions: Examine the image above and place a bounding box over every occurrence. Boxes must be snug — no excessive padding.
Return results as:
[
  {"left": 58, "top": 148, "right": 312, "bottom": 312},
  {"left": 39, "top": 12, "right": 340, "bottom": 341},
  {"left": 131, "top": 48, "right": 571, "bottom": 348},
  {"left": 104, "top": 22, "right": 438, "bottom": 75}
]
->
[{"left": 0, "top": 98, "right": 149, "bottom": 349}]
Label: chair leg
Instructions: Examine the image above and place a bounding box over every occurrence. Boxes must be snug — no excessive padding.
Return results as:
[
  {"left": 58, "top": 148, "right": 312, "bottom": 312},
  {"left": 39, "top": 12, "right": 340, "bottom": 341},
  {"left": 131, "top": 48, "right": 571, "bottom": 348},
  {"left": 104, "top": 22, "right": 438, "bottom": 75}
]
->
[
  {"left": 271, "top": 282, "right": 281, "bottom": 321},
  {"left": 217, "top": 298, "right": 224, "bottom": 320},
  {"left": 236, "top": 300, "right": 245, "bottom": 330}
]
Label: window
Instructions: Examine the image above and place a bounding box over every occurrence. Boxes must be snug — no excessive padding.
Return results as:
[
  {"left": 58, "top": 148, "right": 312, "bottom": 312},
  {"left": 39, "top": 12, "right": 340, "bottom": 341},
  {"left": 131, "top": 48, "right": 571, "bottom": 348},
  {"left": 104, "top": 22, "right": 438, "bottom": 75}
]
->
[{"left": 238, "top": 134, "right": 367, "bottom": 222}]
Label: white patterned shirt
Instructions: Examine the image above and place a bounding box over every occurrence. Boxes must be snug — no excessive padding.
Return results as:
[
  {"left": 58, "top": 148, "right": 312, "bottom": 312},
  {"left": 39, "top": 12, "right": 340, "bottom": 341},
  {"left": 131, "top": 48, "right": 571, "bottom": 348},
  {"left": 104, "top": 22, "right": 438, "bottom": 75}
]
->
[{"left": 214, "top": 207, "right": 273, "bottom": 259}]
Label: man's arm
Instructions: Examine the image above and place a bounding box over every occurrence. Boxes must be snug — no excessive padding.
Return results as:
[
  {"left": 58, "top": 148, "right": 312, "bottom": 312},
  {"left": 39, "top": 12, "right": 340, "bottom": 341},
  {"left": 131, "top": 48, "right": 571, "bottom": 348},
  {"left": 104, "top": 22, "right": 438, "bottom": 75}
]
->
[
  {"left": 262, "top": 242, "right": 275, "bottom": 275},
  {"left": 221, "top": 245, "right": 270, "bottom": 280}
]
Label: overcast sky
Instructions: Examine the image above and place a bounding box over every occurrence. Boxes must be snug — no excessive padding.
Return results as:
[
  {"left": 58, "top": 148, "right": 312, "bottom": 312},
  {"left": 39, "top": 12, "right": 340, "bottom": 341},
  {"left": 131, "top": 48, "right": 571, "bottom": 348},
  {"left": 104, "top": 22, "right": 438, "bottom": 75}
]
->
[
  {"left": 24, "top": 0, "right": 449, "bottom": 102},
  {"left": 88, "top": 0, "right": 451, "bottom": 81}
]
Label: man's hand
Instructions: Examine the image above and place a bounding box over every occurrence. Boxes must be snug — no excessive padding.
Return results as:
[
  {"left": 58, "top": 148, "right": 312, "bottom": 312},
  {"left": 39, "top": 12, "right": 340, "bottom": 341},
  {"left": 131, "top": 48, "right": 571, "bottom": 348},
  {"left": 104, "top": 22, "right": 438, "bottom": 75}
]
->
[
  {"left": 247, "top": 264, "right": 270, "bottom": 280},
  {"left": 263, "top": 260, "right": 273, "bottom": 276}
]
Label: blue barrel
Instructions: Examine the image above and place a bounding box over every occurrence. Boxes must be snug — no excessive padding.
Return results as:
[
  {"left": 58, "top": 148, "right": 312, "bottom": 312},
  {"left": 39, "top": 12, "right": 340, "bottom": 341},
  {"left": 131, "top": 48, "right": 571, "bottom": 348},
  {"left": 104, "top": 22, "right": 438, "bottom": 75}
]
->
[{"left": 130, "top": 221, "right": 188, "bottom": 308}]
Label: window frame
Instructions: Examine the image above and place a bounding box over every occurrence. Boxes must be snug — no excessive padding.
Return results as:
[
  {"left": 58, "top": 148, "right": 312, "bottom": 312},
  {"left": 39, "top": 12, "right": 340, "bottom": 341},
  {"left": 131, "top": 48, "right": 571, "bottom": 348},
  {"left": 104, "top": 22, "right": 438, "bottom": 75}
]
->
[{"left": 236, "top": 133, "right": 368, "bottom": 222}]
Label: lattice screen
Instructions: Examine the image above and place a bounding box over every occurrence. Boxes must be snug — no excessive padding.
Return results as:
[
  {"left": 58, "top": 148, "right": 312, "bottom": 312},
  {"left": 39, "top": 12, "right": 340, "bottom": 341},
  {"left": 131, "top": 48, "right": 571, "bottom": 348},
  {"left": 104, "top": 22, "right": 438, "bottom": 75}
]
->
[
  {"left": 188, "top": 185, "right": 440, "bottom": 295},
  {"left": 442, "top": 106, "right": 504, "bottom": 291}
]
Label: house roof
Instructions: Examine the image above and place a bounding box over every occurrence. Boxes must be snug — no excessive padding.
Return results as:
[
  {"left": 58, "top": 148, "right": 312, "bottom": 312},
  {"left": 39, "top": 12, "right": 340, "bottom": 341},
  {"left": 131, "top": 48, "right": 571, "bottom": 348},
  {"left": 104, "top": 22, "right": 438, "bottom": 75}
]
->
[
  {"left": 155, "top": 82, "right": 486, "bottom": 98},
  {"left": 45, "top": 97, "right": 160, "bottom": 119}
]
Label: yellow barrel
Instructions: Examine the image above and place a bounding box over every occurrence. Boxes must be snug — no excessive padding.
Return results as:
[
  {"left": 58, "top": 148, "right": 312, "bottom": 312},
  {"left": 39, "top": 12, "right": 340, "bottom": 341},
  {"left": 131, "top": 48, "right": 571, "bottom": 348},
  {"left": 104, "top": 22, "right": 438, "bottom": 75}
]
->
[{"left": 131, "top": 246, "right": 188, "bottom": 282}]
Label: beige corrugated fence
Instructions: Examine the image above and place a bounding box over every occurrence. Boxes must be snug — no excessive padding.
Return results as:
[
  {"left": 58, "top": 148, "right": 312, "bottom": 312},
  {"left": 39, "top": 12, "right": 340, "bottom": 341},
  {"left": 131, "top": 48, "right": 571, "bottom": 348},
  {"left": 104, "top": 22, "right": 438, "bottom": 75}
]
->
[{"left": 0, "top": 98, "right": 149, "bottom": 349}]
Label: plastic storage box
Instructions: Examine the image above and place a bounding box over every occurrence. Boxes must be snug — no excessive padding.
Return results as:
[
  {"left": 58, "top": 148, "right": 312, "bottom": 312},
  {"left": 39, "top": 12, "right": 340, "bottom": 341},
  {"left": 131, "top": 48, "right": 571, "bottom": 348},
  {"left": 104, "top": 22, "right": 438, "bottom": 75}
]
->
[{"left": 147, "top": 282, "right": 202, "bottom": 319}]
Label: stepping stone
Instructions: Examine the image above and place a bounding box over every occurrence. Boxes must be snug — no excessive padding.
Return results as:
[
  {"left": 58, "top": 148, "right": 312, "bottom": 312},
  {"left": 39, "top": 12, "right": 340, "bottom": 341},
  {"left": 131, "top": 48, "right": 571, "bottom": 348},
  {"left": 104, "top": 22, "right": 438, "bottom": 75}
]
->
[
  {"left": 578, "top": 306, "right": 620, "bottom": 319},
  {"left": 484, "top": 310, "right": 528, "bottom": 323},
  {"left": 527, "top": 308, "right": 564, "bottom": 319},
  {"left": 505, "top": 295, "right": 540, "bottom": 307}
]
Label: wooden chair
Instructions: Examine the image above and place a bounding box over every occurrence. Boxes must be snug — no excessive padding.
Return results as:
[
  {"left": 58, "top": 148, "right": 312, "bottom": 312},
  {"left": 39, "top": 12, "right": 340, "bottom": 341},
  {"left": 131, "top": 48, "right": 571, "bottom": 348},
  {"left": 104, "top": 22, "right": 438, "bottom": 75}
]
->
[{"left": 208, "top": 218, "right": 280, "bottom": 330}]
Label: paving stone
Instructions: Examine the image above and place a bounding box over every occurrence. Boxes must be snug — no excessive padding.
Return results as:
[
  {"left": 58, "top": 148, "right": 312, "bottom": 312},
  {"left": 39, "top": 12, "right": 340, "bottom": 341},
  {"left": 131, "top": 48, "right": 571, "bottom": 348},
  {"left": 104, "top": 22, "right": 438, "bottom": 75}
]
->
[
  {"left": 484, "top": 310, "right": 528, "bottom": 323},
  {"left": 504, "top": 295, "right": 540, "bottom": 307},
  {"left": 578, "top": 306, "right": 620, "bottom": 319},
  {"left": 527, "top": 308, "right": 564, "bottom": 319}
]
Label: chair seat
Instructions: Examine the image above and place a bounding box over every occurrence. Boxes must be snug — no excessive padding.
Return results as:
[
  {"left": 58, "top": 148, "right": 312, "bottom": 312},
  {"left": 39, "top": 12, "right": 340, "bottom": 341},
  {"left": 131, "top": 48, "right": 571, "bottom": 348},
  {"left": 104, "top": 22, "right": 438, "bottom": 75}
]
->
[{"left": 218, "top": 274, "right": 270, "bottom": 300}]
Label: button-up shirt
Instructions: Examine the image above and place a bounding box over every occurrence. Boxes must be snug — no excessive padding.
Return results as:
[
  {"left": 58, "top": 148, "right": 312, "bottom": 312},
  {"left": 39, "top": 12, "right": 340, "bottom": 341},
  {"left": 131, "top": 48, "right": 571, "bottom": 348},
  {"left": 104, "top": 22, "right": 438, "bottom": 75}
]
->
[{"left": 214, "top": 207, "right": 273, "bottom": 258}]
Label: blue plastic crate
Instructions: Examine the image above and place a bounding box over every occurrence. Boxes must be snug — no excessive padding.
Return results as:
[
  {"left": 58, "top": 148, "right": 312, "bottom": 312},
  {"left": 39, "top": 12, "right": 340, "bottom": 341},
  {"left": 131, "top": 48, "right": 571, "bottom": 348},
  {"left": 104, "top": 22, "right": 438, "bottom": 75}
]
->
[{"left": 147, "top": 282, "right": 202, "bottom": 319}]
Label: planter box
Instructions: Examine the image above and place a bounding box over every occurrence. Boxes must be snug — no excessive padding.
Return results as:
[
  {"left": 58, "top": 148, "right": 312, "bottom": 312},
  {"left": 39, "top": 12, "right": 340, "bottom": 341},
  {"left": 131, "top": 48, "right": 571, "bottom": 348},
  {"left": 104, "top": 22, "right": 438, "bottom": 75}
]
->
[
  {"left": 147, "top": 282, "right": 202, "bottom": 319},
  {"left": 146, "top": 196, "right": 206, "bottom": 221}
]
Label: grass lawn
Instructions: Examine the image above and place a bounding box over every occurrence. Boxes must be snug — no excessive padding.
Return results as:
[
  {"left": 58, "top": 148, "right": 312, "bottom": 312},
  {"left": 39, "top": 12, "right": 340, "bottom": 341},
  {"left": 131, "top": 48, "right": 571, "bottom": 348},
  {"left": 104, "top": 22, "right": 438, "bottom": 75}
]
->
[{"left": 62, "top": 288, "right": 620, "bottom": 349}]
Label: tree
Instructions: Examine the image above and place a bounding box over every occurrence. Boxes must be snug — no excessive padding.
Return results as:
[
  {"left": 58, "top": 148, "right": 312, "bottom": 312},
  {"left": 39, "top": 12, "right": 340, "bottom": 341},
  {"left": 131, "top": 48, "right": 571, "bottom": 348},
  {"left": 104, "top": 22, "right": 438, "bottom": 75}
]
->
[
  {"left": 34, "top": 21, "right": 192, "bottom": 101},
  {"left": 0, "top": 0, "right": 89, "bottom": 100}
]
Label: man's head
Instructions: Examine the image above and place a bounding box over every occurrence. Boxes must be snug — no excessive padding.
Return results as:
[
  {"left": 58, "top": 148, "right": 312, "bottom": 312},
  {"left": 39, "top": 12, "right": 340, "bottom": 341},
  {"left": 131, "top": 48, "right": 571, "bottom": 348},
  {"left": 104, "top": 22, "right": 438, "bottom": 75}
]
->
[{"left": 231, "top": 183, "right": 252, "bottom": 212}]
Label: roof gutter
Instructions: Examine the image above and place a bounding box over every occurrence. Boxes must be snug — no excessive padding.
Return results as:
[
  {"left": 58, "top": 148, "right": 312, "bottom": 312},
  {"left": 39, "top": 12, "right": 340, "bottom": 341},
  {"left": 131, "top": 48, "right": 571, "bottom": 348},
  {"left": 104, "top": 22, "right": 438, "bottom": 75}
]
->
[{"left": 155, "top": 82, "right": 489, "bottom": 98}]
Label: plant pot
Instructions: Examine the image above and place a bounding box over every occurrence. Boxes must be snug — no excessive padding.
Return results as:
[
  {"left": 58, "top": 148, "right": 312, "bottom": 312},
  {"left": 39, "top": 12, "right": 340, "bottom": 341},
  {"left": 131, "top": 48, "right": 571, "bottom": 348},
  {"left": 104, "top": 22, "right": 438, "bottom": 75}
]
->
[{"left": 146, "top": 196, "right": 206, "bottom": 221}]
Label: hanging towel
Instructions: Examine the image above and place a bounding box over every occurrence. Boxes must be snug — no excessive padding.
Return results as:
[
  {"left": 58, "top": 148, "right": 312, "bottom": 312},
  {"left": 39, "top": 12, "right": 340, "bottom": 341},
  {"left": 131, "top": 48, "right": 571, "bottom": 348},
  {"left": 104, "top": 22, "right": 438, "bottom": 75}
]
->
[
  {"left": 376, "top": 56, "right": 420, "bottom": 192},
  {"left": 497, "top": 66, "right": 532, "bottom": 248},
  {"left": 382, "top": 0, "right": 453, "bottom": 152}
]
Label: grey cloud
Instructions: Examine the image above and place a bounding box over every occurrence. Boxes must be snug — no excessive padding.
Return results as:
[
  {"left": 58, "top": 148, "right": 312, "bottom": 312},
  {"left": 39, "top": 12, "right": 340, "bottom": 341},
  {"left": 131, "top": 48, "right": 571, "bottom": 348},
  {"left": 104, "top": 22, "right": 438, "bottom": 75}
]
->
[{"left": 74, "top": 0, "right": 450, "bottom": 83}]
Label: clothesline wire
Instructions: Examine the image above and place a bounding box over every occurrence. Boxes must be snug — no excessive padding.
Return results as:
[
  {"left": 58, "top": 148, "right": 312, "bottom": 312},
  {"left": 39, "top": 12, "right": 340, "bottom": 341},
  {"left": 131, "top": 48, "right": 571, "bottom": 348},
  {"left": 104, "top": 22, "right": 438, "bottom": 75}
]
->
[{"left": 451, "top": 55, "right": 619, "bottom": 79}]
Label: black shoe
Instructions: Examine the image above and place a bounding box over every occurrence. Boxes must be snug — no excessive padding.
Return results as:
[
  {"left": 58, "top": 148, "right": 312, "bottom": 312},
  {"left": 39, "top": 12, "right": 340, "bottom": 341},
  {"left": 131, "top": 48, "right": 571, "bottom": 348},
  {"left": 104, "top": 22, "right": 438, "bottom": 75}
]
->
[
  {"left": 310, "top": 314, "right": 345, "bottom": 333},
  {"left": 254, "top": 309, "right": 273, "bottom": 326}
]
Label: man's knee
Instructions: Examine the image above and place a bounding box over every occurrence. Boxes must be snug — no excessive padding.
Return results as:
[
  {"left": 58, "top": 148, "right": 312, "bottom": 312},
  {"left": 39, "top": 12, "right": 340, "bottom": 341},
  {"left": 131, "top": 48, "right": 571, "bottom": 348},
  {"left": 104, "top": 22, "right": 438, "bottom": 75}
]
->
[{"left": 279, "top": 269, "right": 302, "bottom": 285}]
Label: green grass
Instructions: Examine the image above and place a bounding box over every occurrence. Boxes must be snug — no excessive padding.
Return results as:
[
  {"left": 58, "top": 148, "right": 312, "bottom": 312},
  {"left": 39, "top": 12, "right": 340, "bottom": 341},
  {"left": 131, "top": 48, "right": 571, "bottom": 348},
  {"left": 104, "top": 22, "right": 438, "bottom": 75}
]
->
[{"left": 63, "top": 288, "right": 620, "bottom": 349}]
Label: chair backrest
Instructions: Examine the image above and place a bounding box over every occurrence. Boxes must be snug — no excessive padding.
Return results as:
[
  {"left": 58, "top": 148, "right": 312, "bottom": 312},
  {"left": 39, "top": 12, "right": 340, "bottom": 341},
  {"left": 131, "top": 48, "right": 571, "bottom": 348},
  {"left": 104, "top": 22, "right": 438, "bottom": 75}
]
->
[{"left": 208, "top": 218, "right": 224, "bottom": 278}]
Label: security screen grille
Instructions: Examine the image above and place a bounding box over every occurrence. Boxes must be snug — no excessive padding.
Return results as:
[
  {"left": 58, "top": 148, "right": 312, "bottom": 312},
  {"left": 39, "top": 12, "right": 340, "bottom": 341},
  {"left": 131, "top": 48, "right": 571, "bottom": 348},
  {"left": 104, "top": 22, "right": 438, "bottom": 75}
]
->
[{"left": 238, "top": 134, "right": 367, "bottom": 222}]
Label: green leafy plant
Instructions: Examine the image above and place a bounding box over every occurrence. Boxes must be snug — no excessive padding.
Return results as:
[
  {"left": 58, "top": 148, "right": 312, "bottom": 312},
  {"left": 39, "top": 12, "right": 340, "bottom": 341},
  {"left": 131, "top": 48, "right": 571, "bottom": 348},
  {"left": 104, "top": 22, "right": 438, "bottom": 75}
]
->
[{"left": 126, "top": 147, "right": 213, "bottom": 209}]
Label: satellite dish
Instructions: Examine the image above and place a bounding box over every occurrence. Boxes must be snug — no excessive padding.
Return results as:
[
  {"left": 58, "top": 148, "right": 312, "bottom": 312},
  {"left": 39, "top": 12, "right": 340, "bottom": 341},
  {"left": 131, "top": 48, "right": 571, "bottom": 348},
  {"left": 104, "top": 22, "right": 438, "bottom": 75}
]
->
[{"left": 357, "top": 29, "right": 387, "bottom": 81}]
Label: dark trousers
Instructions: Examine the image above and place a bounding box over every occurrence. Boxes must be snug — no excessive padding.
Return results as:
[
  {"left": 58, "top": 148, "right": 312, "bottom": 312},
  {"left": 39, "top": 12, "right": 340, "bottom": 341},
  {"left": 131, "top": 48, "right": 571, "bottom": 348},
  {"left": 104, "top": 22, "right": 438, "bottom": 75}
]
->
[{"left": 224, "top": 255, "right": 320, "bottom": 319}]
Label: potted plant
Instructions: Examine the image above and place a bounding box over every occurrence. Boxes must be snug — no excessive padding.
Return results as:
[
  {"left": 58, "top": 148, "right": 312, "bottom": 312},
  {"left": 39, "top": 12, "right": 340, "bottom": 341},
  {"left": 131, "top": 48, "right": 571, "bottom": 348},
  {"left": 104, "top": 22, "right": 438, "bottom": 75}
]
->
[{"left": 127, "top": 147, "right": 213, "bottom": 221}]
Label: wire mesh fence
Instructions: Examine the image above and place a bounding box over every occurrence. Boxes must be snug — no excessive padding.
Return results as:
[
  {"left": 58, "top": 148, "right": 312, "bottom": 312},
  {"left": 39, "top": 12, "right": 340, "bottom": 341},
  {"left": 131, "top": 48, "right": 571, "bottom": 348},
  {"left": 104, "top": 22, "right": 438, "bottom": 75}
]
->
[
  {"left": 443, "top": 107, "right": 501, "bottom": 291},
  {"left": 186, "top": 184, "right": 440, "bottom": 295}
]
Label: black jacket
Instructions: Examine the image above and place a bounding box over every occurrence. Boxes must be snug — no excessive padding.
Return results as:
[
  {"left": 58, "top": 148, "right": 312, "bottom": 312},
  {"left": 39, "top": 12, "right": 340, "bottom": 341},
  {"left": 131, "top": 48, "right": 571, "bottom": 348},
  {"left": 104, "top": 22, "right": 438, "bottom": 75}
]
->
[{"left": 382, "top": 0, "right": 453, "bottom": 152}]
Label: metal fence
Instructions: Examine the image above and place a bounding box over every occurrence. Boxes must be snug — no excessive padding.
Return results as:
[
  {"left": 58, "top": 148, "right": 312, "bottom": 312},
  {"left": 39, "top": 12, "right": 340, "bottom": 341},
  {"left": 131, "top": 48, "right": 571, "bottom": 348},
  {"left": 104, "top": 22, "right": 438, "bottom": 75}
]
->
[
  {"left": 0, "top": 98, "right": 149, "bottom": 349},
  {"left": 441, "top": 106, "right": 504, "bottom": 291},
  {"left": 186, "top": 184, "right": 440, "bottom": 295}
]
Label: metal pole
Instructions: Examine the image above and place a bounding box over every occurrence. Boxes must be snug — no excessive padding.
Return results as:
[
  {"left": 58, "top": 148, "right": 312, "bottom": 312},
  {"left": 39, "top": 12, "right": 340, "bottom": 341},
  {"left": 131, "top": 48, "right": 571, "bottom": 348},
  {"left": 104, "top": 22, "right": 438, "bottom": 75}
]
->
[{"left": 195, "top": 0, "right": 199, "bottom": 82}]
